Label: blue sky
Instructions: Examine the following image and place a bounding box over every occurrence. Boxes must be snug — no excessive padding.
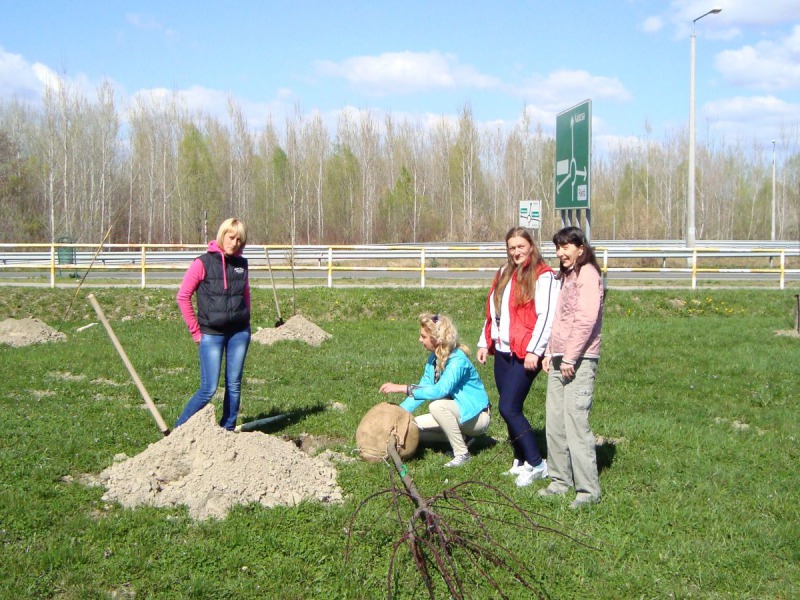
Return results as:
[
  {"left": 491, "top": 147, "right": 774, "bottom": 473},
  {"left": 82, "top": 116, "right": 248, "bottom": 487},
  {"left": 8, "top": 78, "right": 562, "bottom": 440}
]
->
[{"left": 1, "top": 1, "right": 798, "bottom": 154}]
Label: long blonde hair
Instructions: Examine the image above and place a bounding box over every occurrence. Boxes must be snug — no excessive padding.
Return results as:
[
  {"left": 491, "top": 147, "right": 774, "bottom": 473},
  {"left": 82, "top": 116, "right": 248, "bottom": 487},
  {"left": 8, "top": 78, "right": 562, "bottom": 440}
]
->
[
  {"left": 493, "top": 226, "right": 545, "bottom": 314},
  {"left": 419, "top": 312, "right": 470, "bottom": 377}
]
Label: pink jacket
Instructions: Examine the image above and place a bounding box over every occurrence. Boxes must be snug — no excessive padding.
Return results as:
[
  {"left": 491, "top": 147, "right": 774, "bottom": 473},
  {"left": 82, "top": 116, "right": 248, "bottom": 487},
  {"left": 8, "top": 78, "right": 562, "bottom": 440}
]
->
[{"left": 546, "top": 265, "right": 603, "bottom": 362}]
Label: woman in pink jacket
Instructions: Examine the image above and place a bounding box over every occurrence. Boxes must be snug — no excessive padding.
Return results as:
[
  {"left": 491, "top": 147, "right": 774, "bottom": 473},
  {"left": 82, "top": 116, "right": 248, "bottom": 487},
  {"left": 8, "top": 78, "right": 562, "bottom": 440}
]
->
[
  {"left": 174, "top": 218, "right": 251, "bottom": 430},
  {"left": 540, "top": 226, "right": 604, "bottom": 508}
]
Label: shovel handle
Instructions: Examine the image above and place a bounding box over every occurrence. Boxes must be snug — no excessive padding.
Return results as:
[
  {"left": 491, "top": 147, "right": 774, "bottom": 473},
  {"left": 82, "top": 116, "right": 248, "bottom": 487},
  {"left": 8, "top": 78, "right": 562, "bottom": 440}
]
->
[{"left": 88, "top": 294, "right": 171, "bottom": 436}]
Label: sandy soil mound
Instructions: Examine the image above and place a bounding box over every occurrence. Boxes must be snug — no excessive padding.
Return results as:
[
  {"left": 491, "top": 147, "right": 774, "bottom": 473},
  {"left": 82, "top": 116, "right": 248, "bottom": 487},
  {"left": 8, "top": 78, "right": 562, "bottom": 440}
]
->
[
  {"left": 252, "top": 315, "right": 332, "bottom": 346},
  {"left": 99, "top": 404, "right": 343, "bottom": 520},
  {"left": 0, "top": 317, "right": 66, "bottom": 347}
]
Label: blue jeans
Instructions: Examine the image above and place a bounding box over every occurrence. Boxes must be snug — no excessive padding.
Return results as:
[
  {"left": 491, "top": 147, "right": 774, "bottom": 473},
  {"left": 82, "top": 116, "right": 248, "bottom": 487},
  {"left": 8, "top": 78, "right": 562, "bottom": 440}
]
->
[
  {"left": 175, "top": 328, "right": 251, "bottom": 430},
  {"left": 494, "top": 351, "right": 544, "bottom": 466}
]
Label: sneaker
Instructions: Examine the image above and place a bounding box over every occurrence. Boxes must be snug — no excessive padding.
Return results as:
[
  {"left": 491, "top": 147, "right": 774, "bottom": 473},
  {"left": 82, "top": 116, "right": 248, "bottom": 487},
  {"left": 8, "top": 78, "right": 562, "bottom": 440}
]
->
[
  {"left": 444, "top": 453, "right": 471, "bottom": 468},
  {"left": 515, "top": 460, "right": 549, "bottom": 487},
  {"left": 502, "top": 459, "right": 523, "bottom": 476},
  {"left": 570, "top": 494, "right": 600, "bottom": 509},
  {"left": 538, "top": 483, "right": 568, "bottom": 498}
]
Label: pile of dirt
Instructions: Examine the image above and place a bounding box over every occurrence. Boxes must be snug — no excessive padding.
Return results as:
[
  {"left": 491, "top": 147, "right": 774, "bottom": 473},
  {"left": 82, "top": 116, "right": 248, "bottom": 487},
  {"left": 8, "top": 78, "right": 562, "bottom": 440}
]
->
[
  {"left": 98, "top": 404, "right": 343, "bottom": 520},
  {"left": 0, "top": 317, "right": 66, "bottom": 347},
  {"left": 252, "top": 315, "right": 332, "bottom": 346}
]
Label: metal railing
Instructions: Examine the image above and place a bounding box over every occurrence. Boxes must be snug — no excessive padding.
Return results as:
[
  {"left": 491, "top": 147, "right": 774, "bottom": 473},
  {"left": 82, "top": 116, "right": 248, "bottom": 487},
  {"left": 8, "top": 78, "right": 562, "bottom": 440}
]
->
[{"left": 0, "top": 241, "right": 798, "bottom": 289}]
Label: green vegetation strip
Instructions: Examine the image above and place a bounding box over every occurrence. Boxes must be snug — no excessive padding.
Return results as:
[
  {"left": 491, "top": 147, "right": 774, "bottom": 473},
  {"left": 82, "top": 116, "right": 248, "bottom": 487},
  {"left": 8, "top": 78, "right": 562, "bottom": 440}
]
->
[{"left": 0, "top": 287, "right": 798, "bottom": 598}]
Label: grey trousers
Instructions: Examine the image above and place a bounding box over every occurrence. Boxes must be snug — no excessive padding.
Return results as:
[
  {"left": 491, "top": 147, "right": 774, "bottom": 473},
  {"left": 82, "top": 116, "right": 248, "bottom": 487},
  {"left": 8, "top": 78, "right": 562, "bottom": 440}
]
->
[
  {"left": 415, "top": 399, "right": 490, "bottom": 456},
  {"left": 545, "top": 357, "right": 601, "bottom": 500}
]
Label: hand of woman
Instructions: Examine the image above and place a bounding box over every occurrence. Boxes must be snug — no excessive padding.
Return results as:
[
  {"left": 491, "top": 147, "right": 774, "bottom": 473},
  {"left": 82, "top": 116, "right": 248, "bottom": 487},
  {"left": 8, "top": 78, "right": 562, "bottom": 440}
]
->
[
  {"left": 379, "top": 382, "right": 406, "bottom": 395},
  {"left": 524, "top": 352, "right": 540, "bottom": 371},
  {"left": 560, "top": 361, "right": 576, "bottom": 379},
  {"left": 476, "top": 347, "right": 488, "bottom": 365},
  {"left": 542, "top": 355, "right": 551, "bottom": 373}
]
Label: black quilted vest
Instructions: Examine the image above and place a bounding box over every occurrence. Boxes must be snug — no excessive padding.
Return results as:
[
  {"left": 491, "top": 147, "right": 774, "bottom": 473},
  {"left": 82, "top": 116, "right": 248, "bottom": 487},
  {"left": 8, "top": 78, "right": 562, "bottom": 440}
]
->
[{"left": 196, "top": 251, "right": 250, "bottom": 335}]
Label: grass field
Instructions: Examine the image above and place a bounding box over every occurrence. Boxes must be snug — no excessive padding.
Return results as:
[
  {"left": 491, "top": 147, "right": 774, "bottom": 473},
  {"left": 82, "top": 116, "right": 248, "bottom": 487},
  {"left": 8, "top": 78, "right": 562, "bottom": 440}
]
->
[{"left": 0, "top": 286, "right": 798, "bottom": 599}]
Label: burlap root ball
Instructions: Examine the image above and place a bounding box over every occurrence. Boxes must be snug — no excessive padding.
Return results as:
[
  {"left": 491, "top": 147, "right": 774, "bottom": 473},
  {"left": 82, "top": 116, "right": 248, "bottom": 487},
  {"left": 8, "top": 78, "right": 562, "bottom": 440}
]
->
[{"left": 355, "top": 402, "right": 420, "bottom": 463}]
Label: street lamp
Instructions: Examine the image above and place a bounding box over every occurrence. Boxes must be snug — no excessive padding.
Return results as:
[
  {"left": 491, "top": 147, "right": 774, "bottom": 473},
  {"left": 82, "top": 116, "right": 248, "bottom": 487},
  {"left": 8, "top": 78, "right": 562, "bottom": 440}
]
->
[
  {"left": 687, "top": 7, "right": 722, "bottom": 248},
  {"left": 771, "top": 140, "right": 777, "bottom": 240}
]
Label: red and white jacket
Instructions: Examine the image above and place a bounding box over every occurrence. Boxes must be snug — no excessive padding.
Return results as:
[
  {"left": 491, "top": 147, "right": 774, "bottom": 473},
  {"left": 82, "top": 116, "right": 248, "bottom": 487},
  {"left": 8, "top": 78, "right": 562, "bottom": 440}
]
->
[{"left": 477, "top": 260, "right": 559, "bottom": 360}]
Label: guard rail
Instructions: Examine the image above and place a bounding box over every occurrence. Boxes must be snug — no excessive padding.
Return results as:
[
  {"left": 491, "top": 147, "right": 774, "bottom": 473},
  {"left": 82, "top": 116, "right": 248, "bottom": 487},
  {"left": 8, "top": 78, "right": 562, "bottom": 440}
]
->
[{"left": 0, "top": 241, "right": 798, "bottom": 289}]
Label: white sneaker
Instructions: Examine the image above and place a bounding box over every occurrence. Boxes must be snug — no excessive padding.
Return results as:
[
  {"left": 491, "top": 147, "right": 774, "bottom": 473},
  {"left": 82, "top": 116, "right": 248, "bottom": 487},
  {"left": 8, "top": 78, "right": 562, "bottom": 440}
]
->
[
  {"left": 502, "top": 459, "right": 523, "bottom": 476},
  {"left": 515, "top": 460, "right": 549, "bottom": 487},
  {"left": 444, "top": 453, "right": 471, "bottom": 468}
]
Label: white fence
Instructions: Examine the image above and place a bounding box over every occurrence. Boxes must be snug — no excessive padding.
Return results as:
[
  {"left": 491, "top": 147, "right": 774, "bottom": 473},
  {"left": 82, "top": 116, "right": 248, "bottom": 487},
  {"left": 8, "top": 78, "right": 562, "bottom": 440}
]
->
[{"left": 0, "top": 241, "right": 798, "bottom": 289}]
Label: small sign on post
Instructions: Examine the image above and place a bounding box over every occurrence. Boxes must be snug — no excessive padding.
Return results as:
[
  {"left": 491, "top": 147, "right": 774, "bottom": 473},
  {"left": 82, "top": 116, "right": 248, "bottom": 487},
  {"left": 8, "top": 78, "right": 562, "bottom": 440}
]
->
[{"left": 519, "top": 200, "right": 541, "bottom": 230}]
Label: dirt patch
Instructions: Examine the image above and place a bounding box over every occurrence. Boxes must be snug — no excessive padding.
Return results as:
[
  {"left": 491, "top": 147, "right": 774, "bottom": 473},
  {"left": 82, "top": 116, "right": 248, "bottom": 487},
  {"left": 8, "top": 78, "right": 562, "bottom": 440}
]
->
[
  {"left": 97, "top": 404, "right": 343, "bottom": 520},
  {"left": 594, "top": 435, "right": 624, "bottom": 446},
  {"left": 776, "top": 329, "right": 800, "bottom": 338},
  {"left": 285, "top": 433, "right": 347, "bottom": 456},
  {"left": 46, "top": 371, "right": 86, "bottom": 382},
  {"left": 713, "top": 416, "right": 767, "bottom": 435},
  {"left": 251, "top": 315, "right": 332, "bottom": 346},
  {"left": 0, "top": 317, "right": 66, "bottom": 347}
]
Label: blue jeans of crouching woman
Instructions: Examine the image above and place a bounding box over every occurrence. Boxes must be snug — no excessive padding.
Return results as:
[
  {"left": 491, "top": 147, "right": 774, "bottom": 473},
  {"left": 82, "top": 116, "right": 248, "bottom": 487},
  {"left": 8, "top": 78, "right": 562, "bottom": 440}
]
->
[{"left": 175, "top": 328, "right": 251, "bottom": 430}]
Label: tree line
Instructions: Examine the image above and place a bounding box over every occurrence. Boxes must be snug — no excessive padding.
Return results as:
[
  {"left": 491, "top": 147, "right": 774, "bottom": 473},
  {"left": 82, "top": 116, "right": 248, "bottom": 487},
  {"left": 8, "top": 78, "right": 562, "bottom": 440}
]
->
[{"left": 1, "top": 77, "right": 798, "bottom": 246}]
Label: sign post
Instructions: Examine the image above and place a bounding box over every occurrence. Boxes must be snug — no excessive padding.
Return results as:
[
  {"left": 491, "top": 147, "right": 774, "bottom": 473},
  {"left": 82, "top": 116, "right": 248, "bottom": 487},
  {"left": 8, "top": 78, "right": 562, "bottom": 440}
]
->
[{"left": 555, "top": 99, "right": 591, "bottom": 238}]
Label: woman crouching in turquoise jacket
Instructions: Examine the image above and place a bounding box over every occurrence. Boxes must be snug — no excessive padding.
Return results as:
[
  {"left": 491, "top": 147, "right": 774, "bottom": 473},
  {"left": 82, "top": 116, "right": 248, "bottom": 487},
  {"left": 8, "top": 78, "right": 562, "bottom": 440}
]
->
[{"left": 380, "top": 312, "right": 491, "bottom": 468}]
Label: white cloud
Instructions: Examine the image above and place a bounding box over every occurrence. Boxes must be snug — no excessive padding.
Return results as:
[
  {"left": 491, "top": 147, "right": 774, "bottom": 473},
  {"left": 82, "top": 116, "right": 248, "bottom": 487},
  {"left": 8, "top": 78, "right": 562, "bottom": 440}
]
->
[
  {"left": 0, "top": 48, "right": 48, "bottom": 103},
  {"left": 649, "top": 0, "right": 798, "bottom": 39},
  {"left": 314, "top": 51, "right": 500, "bottom": 95},
  {"left": 705, "top": 94, "right": 797, "bottom": 120},
  {"left": 642, "top": 16, "right": 663, "bottom": 33},
  {"left": 0, "top": 46, "right": 124, "bottom": 111},
  {"left": 128, "top": 85, "right": 297, "bottom": 133},
  {"left": 516, "top": 70, "right": 631, "bottom": 109},
  {"left": 715, "top": 25, "right": 800, "bottom": 91},
  {"left": 702, "top": 94, "right": 799, "bottom": 141}
]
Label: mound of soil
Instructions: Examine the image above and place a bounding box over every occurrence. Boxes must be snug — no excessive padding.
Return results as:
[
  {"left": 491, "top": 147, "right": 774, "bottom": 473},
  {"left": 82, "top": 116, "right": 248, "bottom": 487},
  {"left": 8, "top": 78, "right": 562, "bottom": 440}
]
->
[
  {"left": 252, "top": 315, "right": 332, "bottom": 346},
  {"left": 0, "top": 317, "right": 66, "bottom": 347},
  {"left": 98, "top": 404, "right": 343, "bottom": 520}
]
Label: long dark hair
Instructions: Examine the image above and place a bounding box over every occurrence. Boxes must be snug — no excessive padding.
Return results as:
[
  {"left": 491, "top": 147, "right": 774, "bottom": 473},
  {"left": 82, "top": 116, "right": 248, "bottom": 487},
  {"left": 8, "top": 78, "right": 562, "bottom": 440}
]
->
[{"left": 552, "top": 226, "right": 601, "bottom": 276}]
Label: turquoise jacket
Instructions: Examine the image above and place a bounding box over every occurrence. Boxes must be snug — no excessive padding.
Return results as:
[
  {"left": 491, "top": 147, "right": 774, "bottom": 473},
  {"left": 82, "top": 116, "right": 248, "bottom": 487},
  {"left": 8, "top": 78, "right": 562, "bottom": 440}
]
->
[{"left": 400, "top": 348, "right": 490, "bottom": 423}]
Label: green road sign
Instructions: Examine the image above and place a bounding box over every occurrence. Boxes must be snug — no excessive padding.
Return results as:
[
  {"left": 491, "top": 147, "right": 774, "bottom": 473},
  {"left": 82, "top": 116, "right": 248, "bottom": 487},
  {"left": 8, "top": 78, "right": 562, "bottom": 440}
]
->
[
  {"left": 555, "top": 99, "right": 591, "bottom": 210},
  {"left": 518, "top": 200, "right": 541, "bottom": 230}
]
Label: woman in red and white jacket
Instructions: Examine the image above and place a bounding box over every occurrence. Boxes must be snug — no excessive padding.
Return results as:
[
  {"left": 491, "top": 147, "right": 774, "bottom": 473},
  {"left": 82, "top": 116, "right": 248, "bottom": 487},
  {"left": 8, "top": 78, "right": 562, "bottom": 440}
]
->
[{"left": 477, "top": 227, "right": 560, "bottom": 487}]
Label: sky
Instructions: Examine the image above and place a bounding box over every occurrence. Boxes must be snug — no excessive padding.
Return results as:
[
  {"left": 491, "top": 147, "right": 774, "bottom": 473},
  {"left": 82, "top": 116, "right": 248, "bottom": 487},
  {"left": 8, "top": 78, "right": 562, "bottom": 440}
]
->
[{"left": 1, "top": 1, "right": 798, "bottom": 155}]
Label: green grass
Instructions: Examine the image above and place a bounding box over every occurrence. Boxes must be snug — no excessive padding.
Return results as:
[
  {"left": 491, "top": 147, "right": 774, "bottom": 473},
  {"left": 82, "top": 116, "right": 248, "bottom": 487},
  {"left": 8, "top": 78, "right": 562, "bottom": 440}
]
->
[{"left": 0, "top": 287, "right": 798, "bottom": 598}]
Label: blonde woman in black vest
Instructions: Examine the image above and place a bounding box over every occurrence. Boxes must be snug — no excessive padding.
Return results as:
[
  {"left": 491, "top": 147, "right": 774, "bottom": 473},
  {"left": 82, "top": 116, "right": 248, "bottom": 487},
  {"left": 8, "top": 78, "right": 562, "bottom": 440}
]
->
[{"left": 175, "top": 218, "right": 251, "bottom": 430}]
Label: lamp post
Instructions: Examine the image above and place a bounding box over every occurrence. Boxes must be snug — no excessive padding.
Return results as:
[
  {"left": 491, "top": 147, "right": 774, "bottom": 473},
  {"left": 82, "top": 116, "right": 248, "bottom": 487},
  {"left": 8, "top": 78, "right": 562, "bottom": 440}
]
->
[
  {"left": 687, "top": 7, "right": 722, "bottom": 248},
  {"left": 771, "top": 140, "right": 777, "bottom": 241}
]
